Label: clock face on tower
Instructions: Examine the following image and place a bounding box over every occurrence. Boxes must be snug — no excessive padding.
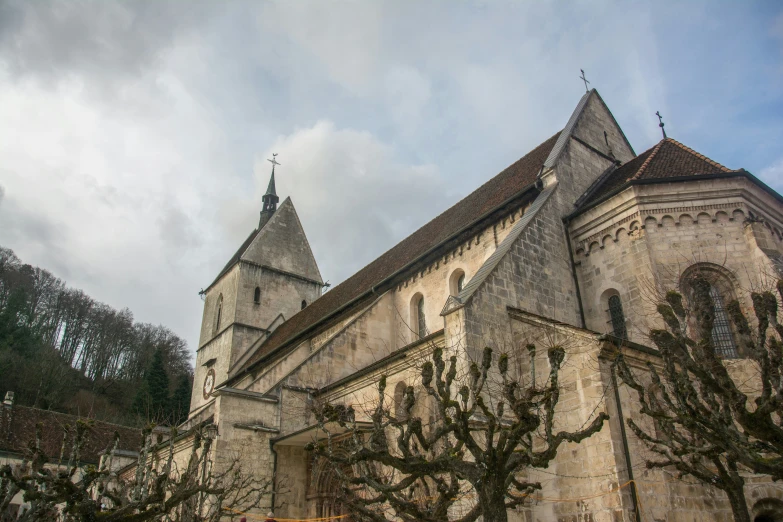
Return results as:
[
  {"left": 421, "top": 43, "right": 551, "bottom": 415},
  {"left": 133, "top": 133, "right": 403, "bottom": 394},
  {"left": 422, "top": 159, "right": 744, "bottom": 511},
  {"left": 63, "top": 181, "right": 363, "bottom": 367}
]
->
[{"left": 203, "top": 368, "right": 216, "bottom": 399}]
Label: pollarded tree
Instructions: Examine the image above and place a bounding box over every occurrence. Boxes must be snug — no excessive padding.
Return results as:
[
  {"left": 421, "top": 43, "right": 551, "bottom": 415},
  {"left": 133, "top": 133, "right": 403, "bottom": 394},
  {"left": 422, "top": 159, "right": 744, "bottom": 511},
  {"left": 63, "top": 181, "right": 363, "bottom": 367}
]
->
[
  {"left": 614, "top": 276, "right": 783, "bottom": 522},
  {"left": 309, "top": 345, "right": 609, "bottom": 522},
  {"left": 0, "top": 420, "right": 271, "bottom": 522}
]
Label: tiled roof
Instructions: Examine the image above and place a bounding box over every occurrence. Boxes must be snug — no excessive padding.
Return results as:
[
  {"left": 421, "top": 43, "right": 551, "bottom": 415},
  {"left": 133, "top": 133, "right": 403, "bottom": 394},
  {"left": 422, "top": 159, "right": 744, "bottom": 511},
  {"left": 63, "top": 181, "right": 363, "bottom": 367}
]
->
[
  {"left": 234, "top": 132, "right": 561, "bottom": 375},
  {"left": 0, "top": 405, "right": 142, "bottom": 465},
  {"left": 577, "top": 138, "right": 733, "bottom": 209}
]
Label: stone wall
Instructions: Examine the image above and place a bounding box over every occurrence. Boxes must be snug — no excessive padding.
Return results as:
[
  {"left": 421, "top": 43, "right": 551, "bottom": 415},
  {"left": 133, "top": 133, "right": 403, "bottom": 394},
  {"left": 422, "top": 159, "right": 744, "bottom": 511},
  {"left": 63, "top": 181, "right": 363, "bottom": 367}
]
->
[{"left": 570, "top": 176, "right": 783, "bottom": 344}]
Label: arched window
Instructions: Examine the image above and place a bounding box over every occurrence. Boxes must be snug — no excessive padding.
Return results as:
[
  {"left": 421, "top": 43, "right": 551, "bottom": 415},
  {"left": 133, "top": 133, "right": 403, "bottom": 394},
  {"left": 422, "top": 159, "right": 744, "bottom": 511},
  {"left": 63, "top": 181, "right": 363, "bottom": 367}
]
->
[
  {"left": 301, "top": 299, "right": 307, "bottom": 310},
  {"left": 254, "top": 287, "right": 261, "bottom": 304},
  {"left": 394, "top": 381, "right": 408, "bottom": 420},
  {"left": 411, "top": 293, "right": 427, "bottom": 339},
  {"left": 214, "top": 294, "right": 223, "bottom": 334},
  {"left": 607, "top": 295, "right": 627, "bottom": 339},
  {"left": 708, "top": 285, "right": 738, "bottom": 358},
  {"left": 449, "top": 269, "right": 467, "bottom": 296},
  {"left": 681, "top": 263, "right": 740, "bottom": 359}
]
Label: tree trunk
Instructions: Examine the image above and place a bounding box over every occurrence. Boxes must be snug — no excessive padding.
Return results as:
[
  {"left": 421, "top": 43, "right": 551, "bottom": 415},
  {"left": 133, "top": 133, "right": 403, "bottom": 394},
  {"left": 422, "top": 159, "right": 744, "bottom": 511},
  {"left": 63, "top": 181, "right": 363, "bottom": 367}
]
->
[
  {"left": 478, "top": 484, "right": 508, "bottom": 522},
  {"left": 725, "top": 484, "right": 751, "bottom": 522}
]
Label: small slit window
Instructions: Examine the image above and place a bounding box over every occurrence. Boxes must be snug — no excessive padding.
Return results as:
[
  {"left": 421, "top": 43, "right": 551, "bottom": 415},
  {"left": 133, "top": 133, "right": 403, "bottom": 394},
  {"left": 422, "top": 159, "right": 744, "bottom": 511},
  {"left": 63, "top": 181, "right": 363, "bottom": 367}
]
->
[
  {"left": 301, "top": 299, "right": 307, "bottom": 310},
  {"left": 254, "top": 287, "right": 261, "bottom": 304},
  {"left": 417, "top": 297, "right": 426, "bottom": 338},
  {"left": 214, "top": 294, "right": 223, "bottom": 334},
  {"left": 608, "top": 295, "right": 627, "bottom": 339}
]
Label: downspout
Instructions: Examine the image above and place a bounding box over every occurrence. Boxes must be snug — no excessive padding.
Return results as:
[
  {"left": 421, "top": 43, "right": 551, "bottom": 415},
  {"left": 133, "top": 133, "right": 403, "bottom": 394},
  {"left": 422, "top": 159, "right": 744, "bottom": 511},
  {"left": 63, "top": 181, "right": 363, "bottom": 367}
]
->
[
  {"left": 269, "top": 438, "right": 278, "bottom": 512},
  {"left": 269, "top": 384, "right": 282, "bottom": 512},
  {"left": 562, "top": 217, "right": 587, "bottom": 328},
  {"left": 610, "top": 364, "right": 641, "bottom": 522}
]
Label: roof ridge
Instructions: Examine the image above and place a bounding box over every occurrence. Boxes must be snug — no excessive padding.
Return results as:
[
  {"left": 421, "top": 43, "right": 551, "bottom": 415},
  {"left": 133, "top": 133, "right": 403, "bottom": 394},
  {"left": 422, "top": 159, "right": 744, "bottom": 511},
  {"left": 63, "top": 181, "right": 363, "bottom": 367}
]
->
[
  {"left": 665, "top": 137, "right": 731, "bottom": 172},
  {"left": 629, "top": 139, "right": 666, "bottom": 181}
]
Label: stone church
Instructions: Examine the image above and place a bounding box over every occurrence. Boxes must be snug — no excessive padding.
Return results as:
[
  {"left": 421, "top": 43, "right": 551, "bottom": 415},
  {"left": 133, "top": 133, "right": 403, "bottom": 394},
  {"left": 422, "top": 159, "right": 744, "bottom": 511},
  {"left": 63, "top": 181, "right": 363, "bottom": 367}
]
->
[{"left": 181, "top": 89, "right": 783, "bottom": 521}]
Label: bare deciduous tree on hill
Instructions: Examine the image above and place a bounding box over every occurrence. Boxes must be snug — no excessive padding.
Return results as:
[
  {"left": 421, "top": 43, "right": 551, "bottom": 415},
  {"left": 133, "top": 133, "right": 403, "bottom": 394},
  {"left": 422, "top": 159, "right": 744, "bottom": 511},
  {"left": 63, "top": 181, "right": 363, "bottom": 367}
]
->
[
  {"left": 309, "top": 344, "right": 609, "bottom": 522},
  {"left": 615, "top": 273, "right": 783, "bottom": 522}
]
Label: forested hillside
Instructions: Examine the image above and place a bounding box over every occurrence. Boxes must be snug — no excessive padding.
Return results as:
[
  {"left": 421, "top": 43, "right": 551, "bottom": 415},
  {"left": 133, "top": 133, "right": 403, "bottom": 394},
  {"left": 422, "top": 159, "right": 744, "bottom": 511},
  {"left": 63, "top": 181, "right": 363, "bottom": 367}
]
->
[{"left": 0, "top": 246, "right": 193, "bottom": 427}]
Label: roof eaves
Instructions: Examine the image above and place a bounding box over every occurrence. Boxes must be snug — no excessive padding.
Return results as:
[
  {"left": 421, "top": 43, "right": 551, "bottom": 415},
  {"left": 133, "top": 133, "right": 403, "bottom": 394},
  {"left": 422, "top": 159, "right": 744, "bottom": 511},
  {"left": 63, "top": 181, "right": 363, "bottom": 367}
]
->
[{"left": 566, "top": 170, "right": 755, "bottom": 219}]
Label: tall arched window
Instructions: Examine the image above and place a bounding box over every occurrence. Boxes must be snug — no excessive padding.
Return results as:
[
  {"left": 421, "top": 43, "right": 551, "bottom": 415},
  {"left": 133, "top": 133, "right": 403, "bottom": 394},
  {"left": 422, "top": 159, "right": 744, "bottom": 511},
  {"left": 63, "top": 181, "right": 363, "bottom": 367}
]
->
[
  {"left": 411, "top": 293, "right": 427, "bottom": 339},
  {"left": 607, "top": 295, "right": 627, "bottom": 339},
  {"left": 457, "top": 273, "right": 466, "bottom": 293},
  {"left": 254, "top": 287, "right": 261, "bottom": 304},
  {"left": 708, "top": 284, "right": 738, "bottom": 358},
  {"left": 681, "top": 263, "right": 740, "bottom": 359},
  {"left": 214, "top": 294, "right": 223, "bottom": 334}
]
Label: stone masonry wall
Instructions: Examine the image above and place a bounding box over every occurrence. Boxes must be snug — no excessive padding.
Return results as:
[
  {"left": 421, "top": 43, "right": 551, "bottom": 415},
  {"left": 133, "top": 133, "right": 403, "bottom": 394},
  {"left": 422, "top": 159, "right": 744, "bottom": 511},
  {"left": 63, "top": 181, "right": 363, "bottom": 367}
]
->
[{"left": 571, "top": 177, "right": 783, "bottom": 343}]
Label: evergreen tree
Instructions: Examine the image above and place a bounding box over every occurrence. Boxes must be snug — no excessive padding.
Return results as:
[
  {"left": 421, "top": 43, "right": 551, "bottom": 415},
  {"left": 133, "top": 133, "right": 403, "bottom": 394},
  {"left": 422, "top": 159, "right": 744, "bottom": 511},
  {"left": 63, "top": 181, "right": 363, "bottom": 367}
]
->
[
  {"left": 170, "top": 373, "right": 192, "bottom": 425},
  {"left": 146, "top": 347, "right": 170, "bottom": 422}
]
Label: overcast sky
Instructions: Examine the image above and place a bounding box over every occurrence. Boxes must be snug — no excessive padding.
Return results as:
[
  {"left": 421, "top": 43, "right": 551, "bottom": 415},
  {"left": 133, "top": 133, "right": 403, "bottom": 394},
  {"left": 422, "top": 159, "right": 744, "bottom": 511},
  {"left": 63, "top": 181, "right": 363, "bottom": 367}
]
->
[{"left": 1, "top": 0, "right": 781, "bottom": 355}]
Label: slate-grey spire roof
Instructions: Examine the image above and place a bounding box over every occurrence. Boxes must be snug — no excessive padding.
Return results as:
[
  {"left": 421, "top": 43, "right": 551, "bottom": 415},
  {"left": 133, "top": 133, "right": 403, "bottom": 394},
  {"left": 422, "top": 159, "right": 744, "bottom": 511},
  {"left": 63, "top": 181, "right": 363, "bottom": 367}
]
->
[{"left": 265, "top": 169, "right": 277, "bottom": 197}]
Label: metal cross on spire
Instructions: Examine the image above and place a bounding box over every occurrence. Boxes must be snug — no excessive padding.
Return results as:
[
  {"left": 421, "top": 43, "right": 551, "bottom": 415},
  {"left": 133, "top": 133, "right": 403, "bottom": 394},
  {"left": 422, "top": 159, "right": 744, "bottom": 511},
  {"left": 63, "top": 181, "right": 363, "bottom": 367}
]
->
[
  {"left": 579, "top": 69, "right": 590, "bottom": 93},
  {"left": 655, "top": 111, "right": 667, "bottom": 139},
  {"left": 267, "top": 152, "right": 281, "bottom": 172}
]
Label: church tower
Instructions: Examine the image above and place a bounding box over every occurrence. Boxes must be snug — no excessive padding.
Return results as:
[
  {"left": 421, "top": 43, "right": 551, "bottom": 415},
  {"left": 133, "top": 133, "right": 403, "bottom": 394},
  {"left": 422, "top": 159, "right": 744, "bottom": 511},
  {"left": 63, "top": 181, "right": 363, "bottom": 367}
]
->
[{"left": 190, "top": 157, "right": 323, "bottom": 415}]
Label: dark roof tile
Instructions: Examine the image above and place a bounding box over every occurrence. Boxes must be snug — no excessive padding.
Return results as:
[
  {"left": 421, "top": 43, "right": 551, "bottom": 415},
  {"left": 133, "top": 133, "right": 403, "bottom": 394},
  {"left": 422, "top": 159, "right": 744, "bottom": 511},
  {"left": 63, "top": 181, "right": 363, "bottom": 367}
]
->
[{"left": 578, "top": 138, "right": 733, "bottom": 209}]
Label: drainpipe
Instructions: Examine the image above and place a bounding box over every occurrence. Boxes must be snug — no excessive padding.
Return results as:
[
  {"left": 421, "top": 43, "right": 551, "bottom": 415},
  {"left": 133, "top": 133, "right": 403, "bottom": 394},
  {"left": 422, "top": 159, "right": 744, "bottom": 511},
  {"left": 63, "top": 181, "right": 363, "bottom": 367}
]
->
[
  {"left": 610, "top": 365, "right": 641, "bottom": 522},
  {"left": 269, "top": 438, "right": 278, "bottom": 512},
  {"left": 562, "top": 217, "right": 586, "bottom": 328}
]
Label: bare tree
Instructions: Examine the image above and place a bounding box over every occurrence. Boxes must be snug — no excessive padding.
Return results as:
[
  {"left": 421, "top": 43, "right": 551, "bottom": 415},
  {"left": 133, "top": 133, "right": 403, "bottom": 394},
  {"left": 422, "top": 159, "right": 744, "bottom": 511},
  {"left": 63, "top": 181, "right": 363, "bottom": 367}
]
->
[
  {"left": 0, "top": 421, "right": 271, "bottom": 521},
  {"left": 614, "top": 275, "right": 783, "bottom": 522},
  {"left": 309, "top": 344, "right": 608, "bottom": 522}
]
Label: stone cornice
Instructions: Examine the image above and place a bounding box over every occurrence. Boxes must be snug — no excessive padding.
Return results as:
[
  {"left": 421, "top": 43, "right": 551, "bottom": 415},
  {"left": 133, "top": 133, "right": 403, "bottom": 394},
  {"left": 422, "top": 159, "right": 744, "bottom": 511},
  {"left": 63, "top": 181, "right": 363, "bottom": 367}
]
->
[{"left": 569, "top": 179, "right": 783, "bottom": 255}]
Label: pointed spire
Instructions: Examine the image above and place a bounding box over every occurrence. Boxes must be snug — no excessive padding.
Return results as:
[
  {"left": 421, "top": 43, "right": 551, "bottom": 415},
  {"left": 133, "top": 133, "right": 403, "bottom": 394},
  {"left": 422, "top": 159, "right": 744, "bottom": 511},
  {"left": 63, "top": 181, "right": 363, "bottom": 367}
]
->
[
  {"left": 265, "top": 169, "right": 277, "bottom": 197},
  {"left": 260, "top": 153, "right": 281, "bottom": 228}
]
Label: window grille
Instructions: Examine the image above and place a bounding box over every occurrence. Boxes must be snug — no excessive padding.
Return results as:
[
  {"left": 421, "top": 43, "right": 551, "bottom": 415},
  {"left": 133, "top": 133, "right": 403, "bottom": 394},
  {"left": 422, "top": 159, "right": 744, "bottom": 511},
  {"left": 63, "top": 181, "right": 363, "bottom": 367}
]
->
[
  {"left": 417, "top": 298, "right": 427, "bottom": 338},
  {"left": 608, "top": 295, "right": 627, "bottom": 339},
  {"left": 709, "top": 285, "right": 738, "bottom": 358}
]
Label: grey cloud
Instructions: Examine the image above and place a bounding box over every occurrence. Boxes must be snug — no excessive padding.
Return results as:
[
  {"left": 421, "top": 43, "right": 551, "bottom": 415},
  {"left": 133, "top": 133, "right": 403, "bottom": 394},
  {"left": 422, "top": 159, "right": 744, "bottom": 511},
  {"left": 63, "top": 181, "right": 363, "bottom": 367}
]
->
[
  {"left": 0, "top": 0, "right": 214, "bottom": 85},
  {"left": 0, "top": 190, "right": 71, "bottom": 278},
  {"left": 157, "top": 205, "right": 201, "bottom": 254}
]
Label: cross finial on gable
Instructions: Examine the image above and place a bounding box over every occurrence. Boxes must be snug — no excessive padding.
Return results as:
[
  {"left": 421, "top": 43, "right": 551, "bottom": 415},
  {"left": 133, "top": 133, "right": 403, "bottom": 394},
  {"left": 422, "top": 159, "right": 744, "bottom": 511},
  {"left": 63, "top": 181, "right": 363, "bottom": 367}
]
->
[
  {"left": 656, "top": 111, "right": 667, "bottom": 139},
  {"left": 579, "top": 69, "right": 590, "bottom": 93}
]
